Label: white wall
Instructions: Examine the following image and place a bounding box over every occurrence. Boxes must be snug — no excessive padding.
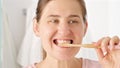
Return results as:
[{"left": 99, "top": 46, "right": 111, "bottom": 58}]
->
[{"left": 108, "top": 0, "right": 120, "bottom": 37}]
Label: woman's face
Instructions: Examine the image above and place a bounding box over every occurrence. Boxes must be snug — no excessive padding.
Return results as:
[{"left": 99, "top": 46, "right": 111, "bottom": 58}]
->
[{"left": 34, "top": 0, "right": 87, "bottom": 60}]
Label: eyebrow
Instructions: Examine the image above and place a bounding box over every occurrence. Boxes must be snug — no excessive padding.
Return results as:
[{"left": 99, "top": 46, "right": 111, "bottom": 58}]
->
[
  {"left": 47, "top": 14, "right": 80, "bottom": 18},
  {"left": 47, "top": 15, "right": 60, "bottom": 18},
  {"left": 68, "top": 15, "right": 80, "bottom": 18}
]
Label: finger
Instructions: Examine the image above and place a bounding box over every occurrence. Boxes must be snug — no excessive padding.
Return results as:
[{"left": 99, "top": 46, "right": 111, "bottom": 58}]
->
[
  {"left": 109, "top": 36, "right": 120, "bottom": 50},
  {"left": 95, "top": 48, "right": 104, "bottom": 61},
  {"left": 95, "top": 37, "right": 105, "bottom": 61},
  {"left": 101, "top": 37, "right": 111, "bottom": 53},
  {"left": 94, "top": 37, "right": 105, "bottom": 47}
]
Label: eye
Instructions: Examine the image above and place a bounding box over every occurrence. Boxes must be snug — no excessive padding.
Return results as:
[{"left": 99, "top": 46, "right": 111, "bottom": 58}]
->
[
  {"left": 48, "top": 19, "right": 59, "bottom": 23},
  {"left": 69, "top": 20, "right": 79, "bottom": 24}
]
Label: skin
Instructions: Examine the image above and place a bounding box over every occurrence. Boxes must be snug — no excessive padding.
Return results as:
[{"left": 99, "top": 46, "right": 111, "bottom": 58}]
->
[
  {"left": 95, "top": 36, "right": 120, "bottom": 68},
  {"left": 33, "top": 0, "right": 120, "bottom": 68}
]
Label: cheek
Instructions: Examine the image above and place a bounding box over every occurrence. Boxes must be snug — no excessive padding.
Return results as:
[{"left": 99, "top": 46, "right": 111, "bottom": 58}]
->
[
  {"left": 39, "top": 26, "right": 55, "bottom": 52},
  {"left": 77, "top": 30, "right": 84, "bottom": 37},
  {"left": 73, "top": 28, "right": 85, "bottom": 42},
  {"left": 39, "top": 25, "right": 56, "bottom": 46},
  {"left": 39, "top": 25, "right": 55, "bottom": 38}
]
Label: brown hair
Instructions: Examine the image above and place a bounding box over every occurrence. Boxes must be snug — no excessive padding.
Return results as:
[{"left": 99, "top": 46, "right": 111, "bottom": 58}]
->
[
  {"left": 36, "top": 0, "right": 87, "bottom": 22},
  {"left": 35, "top": 0, "right": 87, "bottom": 60}
]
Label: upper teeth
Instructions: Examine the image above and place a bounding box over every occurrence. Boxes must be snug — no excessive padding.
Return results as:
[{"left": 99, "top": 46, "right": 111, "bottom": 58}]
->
[{"left": 57, "top": 40, "right": 71, "bottom": 44}]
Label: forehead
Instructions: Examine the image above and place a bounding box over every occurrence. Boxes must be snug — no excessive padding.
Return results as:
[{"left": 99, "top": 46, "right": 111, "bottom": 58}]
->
[{"left": 41, "top": 0, "right": 82, "bottom": 17}]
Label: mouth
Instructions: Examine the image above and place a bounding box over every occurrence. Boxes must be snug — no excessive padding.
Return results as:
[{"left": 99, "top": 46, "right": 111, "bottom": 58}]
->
[{"left": 53, "top": 39, "right": 73, "bottom": 46}]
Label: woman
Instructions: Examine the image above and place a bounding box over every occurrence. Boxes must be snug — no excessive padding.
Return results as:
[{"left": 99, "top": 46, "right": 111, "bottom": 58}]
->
[{"left": 26, "top": 0, "right": 120, "bottom": 68}]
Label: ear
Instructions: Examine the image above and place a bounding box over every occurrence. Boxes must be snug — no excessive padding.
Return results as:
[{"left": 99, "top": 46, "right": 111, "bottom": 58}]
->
[
  {"left": 83, "top": 21, "right": 88, "bottom": 37},
  {"left": 33, "top": 18, "right": 40, "bottom": 37}
]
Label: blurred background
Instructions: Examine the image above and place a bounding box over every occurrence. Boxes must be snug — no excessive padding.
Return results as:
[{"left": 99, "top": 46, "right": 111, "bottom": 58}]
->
[{"left": 1, "top": 0, "right": 120, "bottom": 68}]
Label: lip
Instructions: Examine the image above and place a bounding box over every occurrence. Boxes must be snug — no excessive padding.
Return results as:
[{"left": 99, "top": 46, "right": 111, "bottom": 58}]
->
[
  {"left": 53, "top": 43, "right": 71, "bottom": 50},
  {"left": 57, "top": 44, "right": 70, "bottom": 48}
]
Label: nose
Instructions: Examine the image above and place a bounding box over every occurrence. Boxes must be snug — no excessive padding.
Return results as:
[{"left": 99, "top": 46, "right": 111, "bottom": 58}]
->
[{"left": 57, "top": 22, "right": 72, "bottom": 36}]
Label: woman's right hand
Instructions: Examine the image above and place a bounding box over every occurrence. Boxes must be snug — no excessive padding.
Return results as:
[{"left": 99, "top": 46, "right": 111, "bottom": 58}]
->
[{"left": 95, "top": 36, "right": 120, "bottom": 68}]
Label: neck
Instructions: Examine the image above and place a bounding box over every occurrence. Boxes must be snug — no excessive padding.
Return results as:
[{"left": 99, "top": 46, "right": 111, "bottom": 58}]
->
[{"left": 37, "top": 54, "right": 82, "bottom": 68}]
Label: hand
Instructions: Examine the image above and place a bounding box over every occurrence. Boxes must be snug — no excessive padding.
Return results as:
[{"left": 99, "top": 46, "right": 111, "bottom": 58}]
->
[{"left": 94, "top": 36, "right": 120, "bottom": 68}]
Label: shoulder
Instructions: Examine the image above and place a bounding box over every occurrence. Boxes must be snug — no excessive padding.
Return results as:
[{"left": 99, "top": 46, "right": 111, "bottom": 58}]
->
[{"left": 82, "top": 58, "right": 102, "bottom": 68}]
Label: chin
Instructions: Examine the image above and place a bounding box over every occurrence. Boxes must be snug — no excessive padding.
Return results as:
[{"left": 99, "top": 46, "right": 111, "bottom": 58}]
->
[
  {"left": 56, "top": 57, "right": 72, "bottom": 61},
  {"left": 54, "top": 54, "right": 75, "bottom": 61}
]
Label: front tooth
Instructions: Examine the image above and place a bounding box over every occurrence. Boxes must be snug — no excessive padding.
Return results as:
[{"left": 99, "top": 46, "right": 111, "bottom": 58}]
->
[{"left": 57, "top": 40, "right": 71, "bottom": 44}]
